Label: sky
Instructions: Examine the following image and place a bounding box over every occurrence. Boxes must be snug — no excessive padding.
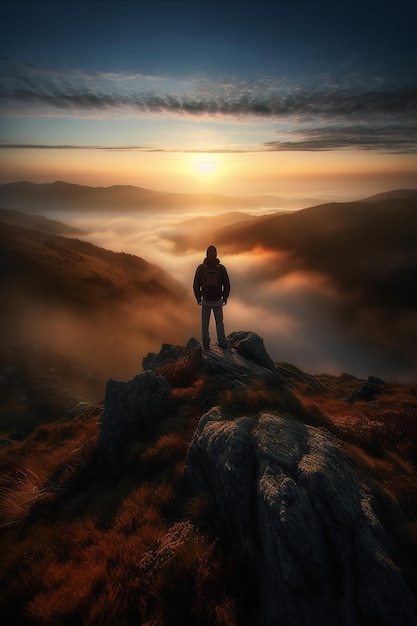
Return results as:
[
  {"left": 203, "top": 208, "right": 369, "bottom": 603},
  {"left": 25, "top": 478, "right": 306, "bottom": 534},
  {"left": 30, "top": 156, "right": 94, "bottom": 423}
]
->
[
  {"left": 1, "top": 1, "right": 417, "bottom": 382},
  {"left": 1, "top": 0, "right": 417, "bottom": 198}
]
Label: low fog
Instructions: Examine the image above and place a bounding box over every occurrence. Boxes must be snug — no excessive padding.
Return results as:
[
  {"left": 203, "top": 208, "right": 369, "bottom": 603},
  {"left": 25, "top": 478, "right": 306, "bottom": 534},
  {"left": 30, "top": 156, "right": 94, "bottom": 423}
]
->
[
  {"left": 47, "top": 208, "right": 417, "bottom": 383},
  {"left": 1, "top": 283, "right": 199, "bottom": 426}
]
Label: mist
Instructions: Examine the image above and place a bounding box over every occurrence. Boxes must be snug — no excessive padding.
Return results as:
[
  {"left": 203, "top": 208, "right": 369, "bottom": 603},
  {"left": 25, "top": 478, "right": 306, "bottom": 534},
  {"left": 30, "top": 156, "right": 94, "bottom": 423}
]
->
[
  {"left": 1, "top": 285, "right": 199, "bottom": 409},
  {"left": 43, "top": 207, "right": 417, "bottom": 383}
]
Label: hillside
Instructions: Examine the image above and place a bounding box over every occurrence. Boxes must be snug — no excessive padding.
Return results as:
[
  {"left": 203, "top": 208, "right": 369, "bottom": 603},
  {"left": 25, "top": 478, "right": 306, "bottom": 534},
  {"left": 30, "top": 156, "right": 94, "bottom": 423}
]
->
[
  {"left": 0, "top": 180, "right": 318, "bottom": 212},
  {"left": 361, "top": 189, "right": 417, "bottom": 203},
  {"left": 0, "top": 216, "right": 184, "bottom": 307},
  {"left": 0, "top": 208, "right": 85, "bottom": 236},
  {"left": 0, "top": 211, "right": 197, "bottom": 433},
  {"left": 0, "top": 332, "right": 416, "bottom": 625},
  {"left": 209, "top": 193, "right": 417, "bottom": 376}
]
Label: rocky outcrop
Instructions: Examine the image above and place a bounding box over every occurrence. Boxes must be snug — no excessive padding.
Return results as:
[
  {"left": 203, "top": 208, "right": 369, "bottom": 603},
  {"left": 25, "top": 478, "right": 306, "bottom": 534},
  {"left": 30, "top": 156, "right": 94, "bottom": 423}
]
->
[
  {"left": 228, "top": 330, "right": 276, "bottom": 370},
  {"left": 97, "top": 330, "right": 416, "bottom": 624},
  {"left": 97, "top": 371, "right": 170, "bottom": 462},
  {"left": 185, "top": 407, "right": 417, "bottom": 626},
  {"left": 143, "top": 331, "right": 284, "bottom": 385},
  {"left": 142, "top": 340, "right": 198, "bottom": 371},
  {"left": 99, "top": 330, "right": 291, "bottom": 464}
]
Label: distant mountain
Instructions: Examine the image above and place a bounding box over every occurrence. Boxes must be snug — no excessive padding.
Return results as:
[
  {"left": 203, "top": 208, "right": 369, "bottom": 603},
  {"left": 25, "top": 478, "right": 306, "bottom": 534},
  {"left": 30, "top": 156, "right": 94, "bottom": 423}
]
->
[
  {"left": 0, "top": 207, "right": 84, "bottom": 236},
  {"left": 0, "top": 180, "right": 318, "bottom": 212}
]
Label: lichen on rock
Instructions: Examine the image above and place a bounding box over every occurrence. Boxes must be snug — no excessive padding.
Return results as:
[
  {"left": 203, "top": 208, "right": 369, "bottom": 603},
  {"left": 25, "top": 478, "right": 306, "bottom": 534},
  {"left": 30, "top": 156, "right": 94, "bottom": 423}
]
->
[{"left": 185, "top": 406, "right": 417, "bottom": 626}]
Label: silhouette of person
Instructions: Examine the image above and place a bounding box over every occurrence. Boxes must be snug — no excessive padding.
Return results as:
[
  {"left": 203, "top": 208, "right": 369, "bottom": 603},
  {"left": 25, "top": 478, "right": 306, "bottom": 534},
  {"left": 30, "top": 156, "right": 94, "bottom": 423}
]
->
[{"left": 193, "top": 245, "right": 230, "bottom": 349}]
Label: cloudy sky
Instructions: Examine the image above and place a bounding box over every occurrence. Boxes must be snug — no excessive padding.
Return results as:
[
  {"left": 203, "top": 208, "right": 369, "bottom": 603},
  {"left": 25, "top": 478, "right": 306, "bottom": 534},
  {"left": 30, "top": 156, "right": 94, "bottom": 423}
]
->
[{"left": 1, "top": 0, "right": 417, "bottom": 197}]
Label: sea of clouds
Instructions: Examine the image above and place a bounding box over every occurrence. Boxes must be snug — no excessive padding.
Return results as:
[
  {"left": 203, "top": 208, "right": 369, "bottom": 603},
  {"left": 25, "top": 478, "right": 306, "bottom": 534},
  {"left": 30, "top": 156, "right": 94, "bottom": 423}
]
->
[{"left": 49, "top": 207, "right": 416, "bottom": 383}]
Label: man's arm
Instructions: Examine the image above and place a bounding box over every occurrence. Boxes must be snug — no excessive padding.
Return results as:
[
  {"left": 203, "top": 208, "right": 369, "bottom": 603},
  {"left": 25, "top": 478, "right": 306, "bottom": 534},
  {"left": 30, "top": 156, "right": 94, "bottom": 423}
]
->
[
  {"left": 221, "top": 265, "right": 230, "bottom": 300},
  {"left": 193, "top": 265, "right": 203, "bottom": 301}
]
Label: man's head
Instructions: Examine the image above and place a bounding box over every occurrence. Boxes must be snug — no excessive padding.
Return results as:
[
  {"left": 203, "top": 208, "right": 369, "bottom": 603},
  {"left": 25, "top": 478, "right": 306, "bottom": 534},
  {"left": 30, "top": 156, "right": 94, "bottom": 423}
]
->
[{"left": 206, "top": 245, "right": 217, "bottom": 260}]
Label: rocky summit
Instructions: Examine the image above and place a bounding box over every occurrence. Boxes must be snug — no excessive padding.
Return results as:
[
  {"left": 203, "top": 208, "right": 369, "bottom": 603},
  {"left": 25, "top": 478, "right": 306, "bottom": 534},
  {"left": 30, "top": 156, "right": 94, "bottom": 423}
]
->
[
  {"left": 97, "top": 330, "right": 417, "bottom": 625},
  {"left": 2, "top": 331, "right": 416, "bottom": 626}
]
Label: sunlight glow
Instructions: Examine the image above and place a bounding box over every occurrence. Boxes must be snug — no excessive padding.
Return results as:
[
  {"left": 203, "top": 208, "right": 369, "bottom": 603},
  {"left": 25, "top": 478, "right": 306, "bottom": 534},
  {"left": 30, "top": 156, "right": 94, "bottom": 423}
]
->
[{"left": 190, "top": 154, "right": 218, "bottom": 177}]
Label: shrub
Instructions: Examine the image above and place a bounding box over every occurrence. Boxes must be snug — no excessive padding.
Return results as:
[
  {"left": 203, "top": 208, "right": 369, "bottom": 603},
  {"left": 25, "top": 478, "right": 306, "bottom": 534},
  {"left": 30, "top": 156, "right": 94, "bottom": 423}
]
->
[
  {"left": 0, "top": 465, "right": 55, "bottom": 528},
  {"left": 155, "top": 353, "right": 199, "bottom": 388}
]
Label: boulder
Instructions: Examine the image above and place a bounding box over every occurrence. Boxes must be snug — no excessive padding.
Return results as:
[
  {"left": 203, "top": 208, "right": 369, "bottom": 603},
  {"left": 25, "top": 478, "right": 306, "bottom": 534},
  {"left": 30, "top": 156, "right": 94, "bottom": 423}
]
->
[
  {"left": 228, "top": 330, "right": 276, "bottom": 370},
  {"left": 348, "top": 375, "right": 386, "bottom": 402},
  {"left": 97, "top": 370, "right": 170, "bottom": 463},
  {"left": 185, "top": 407, "right": 417, "bottom": 626}
]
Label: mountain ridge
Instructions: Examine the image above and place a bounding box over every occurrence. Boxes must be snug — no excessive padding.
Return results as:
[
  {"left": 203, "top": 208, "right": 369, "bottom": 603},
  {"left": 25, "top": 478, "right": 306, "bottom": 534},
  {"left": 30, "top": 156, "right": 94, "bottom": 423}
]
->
[
  {"left": 209, "top": 194, "right": 417, "bottom": 377},
  {"left": 0, "top": 180, "right": 322, "bottom": 212}
]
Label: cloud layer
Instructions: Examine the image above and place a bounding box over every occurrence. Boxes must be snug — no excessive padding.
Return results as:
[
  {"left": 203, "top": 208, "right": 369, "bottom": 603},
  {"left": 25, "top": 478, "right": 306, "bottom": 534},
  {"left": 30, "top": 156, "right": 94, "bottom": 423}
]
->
[
  {"left": 1, "top": 59, "right": 417, "bottom": 153},
  {"left": 64, "top": 204, "right": 417, "bottom": 382}
]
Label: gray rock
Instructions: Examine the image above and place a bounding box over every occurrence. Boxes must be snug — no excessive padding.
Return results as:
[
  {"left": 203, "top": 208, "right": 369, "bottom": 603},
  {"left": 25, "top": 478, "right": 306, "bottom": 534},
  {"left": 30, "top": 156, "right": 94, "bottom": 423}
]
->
[
  {"left": 142, "top": 343, "right": 188, "bottom": 371},
  {"left": 185, "top": 407, "right": 417, "bottom": 626},
  {"left": 348, "top": 375, "right": 386, "bottom": 402},
  {"left": 98, "top": 370, "right": 170, "bottom": 463},
  {"left": 200, "top": 343, "right": 280, "bottom": 381},
  {"left": 228, "top": 330, "right": 276, "bottom": 370}
]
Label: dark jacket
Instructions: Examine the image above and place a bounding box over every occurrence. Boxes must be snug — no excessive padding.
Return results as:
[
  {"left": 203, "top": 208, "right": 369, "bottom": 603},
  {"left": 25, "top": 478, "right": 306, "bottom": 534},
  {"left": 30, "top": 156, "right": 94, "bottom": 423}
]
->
[{"left": 193, "top": 257, "right": 230, "bottom": 302}]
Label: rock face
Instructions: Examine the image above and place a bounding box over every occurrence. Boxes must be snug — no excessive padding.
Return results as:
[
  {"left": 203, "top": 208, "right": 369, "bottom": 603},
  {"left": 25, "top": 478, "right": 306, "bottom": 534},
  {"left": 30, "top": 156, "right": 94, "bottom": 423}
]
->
[
  {"left": 98, "top": 330, "right": 280, "bottom": 463},
  {"left": 97, "top": 371, "right": 170, "bottom": 462},
  {"left": 185, "top": 407, "right": 417, "bottom": 626}
]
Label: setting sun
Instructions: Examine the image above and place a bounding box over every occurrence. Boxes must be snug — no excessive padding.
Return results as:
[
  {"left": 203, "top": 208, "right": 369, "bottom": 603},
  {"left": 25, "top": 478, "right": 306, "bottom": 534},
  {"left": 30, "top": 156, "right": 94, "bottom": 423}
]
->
[{"left": 191, "top": 155, "right": 218, "bottom": 177}]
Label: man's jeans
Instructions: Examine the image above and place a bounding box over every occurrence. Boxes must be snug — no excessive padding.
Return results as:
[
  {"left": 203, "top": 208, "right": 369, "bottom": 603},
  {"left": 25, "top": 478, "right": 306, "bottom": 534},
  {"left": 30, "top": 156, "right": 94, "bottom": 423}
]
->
[{"left": 202, "top": 302, "right": 226, "bottom": 347}]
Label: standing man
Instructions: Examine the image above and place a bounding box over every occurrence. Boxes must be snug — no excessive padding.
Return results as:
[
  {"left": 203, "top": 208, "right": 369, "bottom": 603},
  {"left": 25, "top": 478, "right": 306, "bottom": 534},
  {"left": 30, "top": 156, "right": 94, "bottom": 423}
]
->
[{"left": 193, "top": 245, "right": 230, "bottom": 349}]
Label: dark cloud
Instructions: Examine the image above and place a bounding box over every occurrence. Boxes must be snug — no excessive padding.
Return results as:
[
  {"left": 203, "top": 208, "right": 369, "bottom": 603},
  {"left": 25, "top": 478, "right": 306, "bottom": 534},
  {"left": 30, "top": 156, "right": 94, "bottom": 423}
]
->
[
  {"left": 1, "top": 59, "right": 416, "bottom": 153},
  {"left": 264, "top": 125, "right": 417, "bottom": 153},
  {"left": 3, "top": 79, "right": 417, "bottom": 120}
]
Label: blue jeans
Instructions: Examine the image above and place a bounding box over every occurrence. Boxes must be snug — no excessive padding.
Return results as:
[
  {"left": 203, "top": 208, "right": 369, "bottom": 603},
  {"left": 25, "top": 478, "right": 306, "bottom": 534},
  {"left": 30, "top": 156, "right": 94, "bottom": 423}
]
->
[{"left": 202, "top": 303, "right": 226, "bottom": 346}]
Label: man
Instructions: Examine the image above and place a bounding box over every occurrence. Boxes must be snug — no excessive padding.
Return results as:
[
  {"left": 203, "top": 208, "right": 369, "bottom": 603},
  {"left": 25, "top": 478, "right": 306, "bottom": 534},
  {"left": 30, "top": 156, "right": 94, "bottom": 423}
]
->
[{"left": 193, "top": 245, "right": 230, "bottom": 349}]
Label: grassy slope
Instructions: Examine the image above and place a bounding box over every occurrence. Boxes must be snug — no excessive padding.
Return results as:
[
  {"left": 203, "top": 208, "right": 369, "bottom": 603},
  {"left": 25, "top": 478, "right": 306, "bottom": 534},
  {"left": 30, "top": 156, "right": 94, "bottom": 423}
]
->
[
  {"left": 0, "top": 217, "right": 197, "bottom": 429},
  {"left": 0, "top": 220, "right": 184, "bottom": 307}
]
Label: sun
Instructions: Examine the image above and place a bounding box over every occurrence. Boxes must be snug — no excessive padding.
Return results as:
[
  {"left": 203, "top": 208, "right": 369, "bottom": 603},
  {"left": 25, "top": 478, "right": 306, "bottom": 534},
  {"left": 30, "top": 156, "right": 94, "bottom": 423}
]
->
[{"left": 191, "top": 154, "right": 218, "bottom": 177}]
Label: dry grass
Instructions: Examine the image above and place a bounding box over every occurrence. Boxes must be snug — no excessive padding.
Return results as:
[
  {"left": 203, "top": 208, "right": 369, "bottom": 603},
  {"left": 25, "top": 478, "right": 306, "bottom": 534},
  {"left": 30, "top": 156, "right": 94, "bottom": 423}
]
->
[
  {"left": 0, "top": 381, "right": 237, "bottom": 625},
  {"left": 219, "top": 375, "right": 308, "bottom": 424},
  {"left": 292, "top": 378, "right": 417, "bottom": 597},
  {"left": 155, "top": 352, "right": 199, "bottom": 388},
  {"left": 1, "top": 362, "right": 416, "bottom": 625},
  {"left": 299, "top": 382, "right": 417, "bottom": 463}
]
